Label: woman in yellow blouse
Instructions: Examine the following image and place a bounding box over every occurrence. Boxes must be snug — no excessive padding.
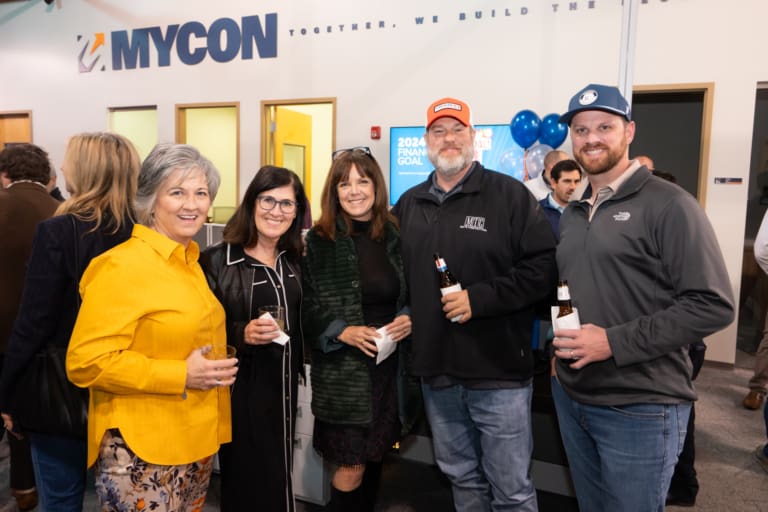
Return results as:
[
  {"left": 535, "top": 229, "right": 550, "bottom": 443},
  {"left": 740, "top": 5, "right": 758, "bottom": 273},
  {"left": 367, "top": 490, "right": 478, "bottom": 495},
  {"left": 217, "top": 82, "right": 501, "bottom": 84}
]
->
[{"left": 66, "top": 143, "right": 238, "bottom": 511}]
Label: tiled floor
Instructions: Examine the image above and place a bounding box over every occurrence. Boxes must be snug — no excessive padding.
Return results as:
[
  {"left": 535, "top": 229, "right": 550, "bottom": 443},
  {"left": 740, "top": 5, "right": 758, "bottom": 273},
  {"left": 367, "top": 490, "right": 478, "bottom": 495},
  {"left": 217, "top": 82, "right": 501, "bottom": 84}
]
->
[{"left": 1, "top": 352, "right": 766, "bottom": 511}]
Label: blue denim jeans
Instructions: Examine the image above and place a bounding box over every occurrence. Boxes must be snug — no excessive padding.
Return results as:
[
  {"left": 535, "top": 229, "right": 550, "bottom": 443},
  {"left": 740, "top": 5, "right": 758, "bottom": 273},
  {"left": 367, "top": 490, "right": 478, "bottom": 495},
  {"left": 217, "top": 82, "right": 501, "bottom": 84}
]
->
[
  {"left": 551, "top": 378, "right": 690, "bottom": 512},
  {"left": 421, "top": 382, "right": 537, "bottom": 512},
  {"left": 29, "top": 433, "right": 88, "bottom": 512}
]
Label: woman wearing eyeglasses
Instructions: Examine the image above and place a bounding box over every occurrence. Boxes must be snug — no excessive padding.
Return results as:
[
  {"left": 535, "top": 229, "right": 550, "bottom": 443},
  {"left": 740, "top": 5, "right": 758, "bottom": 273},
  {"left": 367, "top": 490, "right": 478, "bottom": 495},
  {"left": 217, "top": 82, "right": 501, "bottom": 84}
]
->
[
  {"left": 199, "top": 166, "right": 307, "bottom": 512},
  {"left": 302, "top": 147, "right": 419, "bottom": 511}
]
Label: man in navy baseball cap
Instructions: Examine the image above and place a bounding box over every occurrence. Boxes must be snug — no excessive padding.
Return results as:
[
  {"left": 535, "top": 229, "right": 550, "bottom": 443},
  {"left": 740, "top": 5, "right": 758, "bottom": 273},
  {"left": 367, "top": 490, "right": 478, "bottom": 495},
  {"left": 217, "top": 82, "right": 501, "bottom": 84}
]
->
[
  {"left": 550, "top": 81, "right": 734, "bottom": 512},
  {"left": 559, "top": 83, "right": 631, "bottom": 125}
]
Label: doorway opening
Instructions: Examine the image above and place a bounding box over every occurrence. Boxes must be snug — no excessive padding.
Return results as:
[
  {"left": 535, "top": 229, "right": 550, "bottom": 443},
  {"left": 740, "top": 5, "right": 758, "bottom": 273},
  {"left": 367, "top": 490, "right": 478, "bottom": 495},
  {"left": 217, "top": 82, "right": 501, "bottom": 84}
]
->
[
  {"left": 737, "top": 86, "right": 768, "bottom": 364},
  {"left": 108, "top": 106, "right": 157, "bottom": 161},
  {"left": 176, "top": 102, "right": 240, "bottom": 224},
  {"left": 632, "top": 83, "right": 714, "bottom": 204},
  {"left": 261, "top": 99, "right": 336, "bottom": 224}
]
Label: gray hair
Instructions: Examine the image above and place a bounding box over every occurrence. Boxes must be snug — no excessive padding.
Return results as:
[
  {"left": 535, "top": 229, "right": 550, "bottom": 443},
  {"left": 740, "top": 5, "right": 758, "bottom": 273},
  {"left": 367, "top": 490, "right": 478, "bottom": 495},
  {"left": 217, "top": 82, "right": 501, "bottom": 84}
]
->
[{"left": 135, "top": 143, "right": 221, "bottom": 225}]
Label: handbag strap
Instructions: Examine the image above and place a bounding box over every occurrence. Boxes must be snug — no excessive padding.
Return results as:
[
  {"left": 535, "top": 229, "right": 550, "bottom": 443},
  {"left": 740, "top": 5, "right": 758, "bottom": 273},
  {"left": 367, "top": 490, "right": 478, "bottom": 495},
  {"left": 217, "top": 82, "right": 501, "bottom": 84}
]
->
[{"left": 70, "top": 215, "right": 81, "bottom": 307}]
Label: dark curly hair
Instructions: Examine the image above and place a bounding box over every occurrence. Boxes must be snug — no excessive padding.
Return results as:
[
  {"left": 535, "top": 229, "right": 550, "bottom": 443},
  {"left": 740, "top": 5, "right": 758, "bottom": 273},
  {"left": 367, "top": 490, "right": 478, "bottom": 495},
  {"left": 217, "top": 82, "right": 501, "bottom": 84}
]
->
[{"left": 0, "top": 143, "right": 52, "bottom": 184}]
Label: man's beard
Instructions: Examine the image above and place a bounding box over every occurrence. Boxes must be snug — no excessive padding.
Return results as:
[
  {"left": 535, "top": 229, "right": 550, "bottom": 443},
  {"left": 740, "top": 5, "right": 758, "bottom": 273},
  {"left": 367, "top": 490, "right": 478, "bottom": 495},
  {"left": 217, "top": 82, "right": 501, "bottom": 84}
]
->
[
  {"left": 575, "top": 141, "right": 626, "bottom": 176},
  {"left": 428, "top": 145, "right": 474, "bottom": 178}
]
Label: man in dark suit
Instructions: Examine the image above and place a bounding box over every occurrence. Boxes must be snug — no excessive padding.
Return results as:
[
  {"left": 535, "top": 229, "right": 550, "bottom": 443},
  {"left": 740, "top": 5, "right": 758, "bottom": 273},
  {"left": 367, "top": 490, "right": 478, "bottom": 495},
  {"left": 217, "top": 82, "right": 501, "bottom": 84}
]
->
[
  {"left": 0, "top": 143, "right": 60, "bottom": 510},
  {"left": 538, "top": 159, "right": 582, "bottom": 241}
]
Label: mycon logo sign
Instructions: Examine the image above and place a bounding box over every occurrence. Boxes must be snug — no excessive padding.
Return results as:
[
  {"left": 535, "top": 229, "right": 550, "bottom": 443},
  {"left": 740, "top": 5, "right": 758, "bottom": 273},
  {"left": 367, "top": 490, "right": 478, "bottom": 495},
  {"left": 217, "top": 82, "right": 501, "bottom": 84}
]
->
[{"left": 78, "top": 13, "right": 278, "bottom": 73}]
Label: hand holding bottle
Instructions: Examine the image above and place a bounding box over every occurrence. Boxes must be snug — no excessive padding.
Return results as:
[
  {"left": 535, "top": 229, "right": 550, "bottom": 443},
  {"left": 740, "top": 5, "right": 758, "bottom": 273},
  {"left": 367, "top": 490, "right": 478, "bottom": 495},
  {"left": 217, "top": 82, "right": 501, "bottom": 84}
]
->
[
  {"left": 441, "top": 289, "right": 472, "bottom": 324},
  {"left": 553, "top": 280, "right": 581, "bottom": 364},
  {"left": 434, "top": 253, "right": 469, "bottom": 322},
  {"left": 552, "top": 323, "right": 612, "bottom": 369}
]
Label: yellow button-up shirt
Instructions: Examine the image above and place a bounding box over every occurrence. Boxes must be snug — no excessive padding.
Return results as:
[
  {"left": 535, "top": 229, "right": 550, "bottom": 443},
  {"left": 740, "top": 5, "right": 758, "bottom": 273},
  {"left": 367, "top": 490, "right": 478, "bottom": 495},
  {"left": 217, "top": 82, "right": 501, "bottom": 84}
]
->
[{"left": 67, "top": 225, "right": 231, "bottom": 466}]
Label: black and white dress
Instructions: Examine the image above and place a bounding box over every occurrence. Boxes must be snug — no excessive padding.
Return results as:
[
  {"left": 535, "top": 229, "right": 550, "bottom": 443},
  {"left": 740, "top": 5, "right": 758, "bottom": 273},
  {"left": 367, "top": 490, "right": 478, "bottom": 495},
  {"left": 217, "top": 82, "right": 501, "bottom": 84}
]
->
[{"left": 201, "top": 243, "right": 303, "bottom": 512}]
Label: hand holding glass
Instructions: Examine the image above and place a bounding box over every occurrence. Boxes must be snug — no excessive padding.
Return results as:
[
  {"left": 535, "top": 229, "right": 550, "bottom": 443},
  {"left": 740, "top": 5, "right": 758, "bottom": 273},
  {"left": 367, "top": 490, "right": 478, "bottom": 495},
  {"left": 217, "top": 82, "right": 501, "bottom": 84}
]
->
[
  {"left": 185, "top": 345, "right": 237, "bottom": 390},
  {"left": 258, "top": 305, "right": 286, "bottom": 331}
]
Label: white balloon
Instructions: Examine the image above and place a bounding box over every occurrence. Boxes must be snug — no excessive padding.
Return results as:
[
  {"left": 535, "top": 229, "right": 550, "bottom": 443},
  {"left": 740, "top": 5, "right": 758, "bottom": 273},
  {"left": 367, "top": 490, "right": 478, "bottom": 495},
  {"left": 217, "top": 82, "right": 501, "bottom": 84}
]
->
[{"left": 524, "top": 143, "right": 553, "bottom": 179}]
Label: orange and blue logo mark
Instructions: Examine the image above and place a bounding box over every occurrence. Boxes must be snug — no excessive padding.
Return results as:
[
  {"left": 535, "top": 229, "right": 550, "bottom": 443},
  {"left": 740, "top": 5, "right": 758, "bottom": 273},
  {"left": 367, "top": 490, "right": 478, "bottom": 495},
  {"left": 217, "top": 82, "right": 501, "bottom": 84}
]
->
[{"left": 78, "top": 32, "right": 105, "bottom": 73}]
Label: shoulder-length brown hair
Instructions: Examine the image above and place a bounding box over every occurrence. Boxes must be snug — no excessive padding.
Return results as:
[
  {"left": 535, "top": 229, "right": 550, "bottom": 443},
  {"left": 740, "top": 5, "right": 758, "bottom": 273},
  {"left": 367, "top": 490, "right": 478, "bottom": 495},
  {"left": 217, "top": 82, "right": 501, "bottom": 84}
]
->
[
  {"left": 223, "top": 166, "right": 307, "bottom": 261},
  {"left": 314, "top": 149, "right": 396, "bottom": 241}
]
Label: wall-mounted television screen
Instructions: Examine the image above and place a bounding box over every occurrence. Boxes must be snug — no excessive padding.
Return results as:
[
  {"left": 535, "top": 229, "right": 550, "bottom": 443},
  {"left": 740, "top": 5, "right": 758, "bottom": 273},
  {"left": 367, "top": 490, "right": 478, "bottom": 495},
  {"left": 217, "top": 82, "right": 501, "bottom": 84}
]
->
[{"left": 389, "top": 124, "right": 526, "bottom": 205}]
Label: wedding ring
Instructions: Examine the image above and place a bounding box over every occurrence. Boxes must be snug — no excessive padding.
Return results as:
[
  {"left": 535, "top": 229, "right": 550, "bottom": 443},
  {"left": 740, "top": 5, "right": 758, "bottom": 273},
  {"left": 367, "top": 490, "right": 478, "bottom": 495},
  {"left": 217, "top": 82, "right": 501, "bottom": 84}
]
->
[{"left": 214, "top": 379, "right": 222, "bottom": 386}]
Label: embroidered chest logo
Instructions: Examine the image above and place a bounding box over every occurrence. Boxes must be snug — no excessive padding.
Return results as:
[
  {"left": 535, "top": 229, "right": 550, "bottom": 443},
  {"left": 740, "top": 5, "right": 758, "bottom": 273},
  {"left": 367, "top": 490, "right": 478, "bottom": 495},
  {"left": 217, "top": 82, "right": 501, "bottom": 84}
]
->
[
  {"left": 459, "top": 216, "right": 487, "bottom": 232},
  {"left": 613, "top": 211, "right": 631, "bottom": 221}
]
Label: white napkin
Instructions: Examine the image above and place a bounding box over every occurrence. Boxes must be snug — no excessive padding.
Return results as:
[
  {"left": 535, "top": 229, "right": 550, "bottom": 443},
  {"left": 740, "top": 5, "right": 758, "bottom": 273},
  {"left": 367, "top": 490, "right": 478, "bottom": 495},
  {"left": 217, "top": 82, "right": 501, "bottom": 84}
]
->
[
  {"left": 374, "top": 326, "right": 397, "bottom": 365},
  {"left": 550, "top": 306, "right": 581, "bottom": 331},
  {"left": 259, "top": 312, "right": 291, "bottom": 345},
  {"left": 550, "top": 307, "right": 581, "bottom": 360}
]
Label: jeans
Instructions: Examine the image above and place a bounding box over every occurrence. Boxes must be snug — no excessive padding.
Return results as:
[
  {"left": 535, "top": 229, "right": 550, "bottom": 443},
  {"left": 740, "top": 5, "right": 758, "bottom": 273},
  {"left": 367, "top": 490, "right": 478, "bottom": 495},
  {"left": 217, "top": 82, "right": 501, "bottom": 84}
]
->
[
  {"left": 551, "top": 378, "right": 690, "bottom": 512},
  {"left": 29, "top": 433, "right": 87, "bottom": 512},
  {"left": 421, "top": 382, "right": 537, "bottom": 512}
]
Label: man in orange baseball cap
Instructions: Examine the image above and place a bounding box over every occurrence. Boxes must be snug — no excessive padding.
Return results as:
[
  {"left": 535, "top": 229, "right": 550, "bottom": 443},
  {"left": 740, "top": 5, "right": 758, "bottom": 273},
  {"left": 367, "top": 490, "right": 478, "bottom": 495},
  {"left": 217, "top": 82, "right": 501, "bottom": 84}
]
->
[{"left": 392, "top": 98, "right": 557, "bottom": 511}]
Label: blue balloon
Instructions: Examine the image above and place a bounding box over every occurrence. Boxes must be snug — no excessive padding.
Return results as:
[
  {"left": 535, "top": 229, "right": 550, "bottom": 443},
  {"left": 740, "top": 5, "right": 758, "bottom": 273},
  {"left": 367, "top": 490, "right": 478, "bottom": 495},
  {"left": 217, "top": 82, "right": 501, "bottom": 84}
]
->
[
  {"left": 510, "top": 110, "right": 541, "bottom": 150},
  {"left": 538, "top": 113, "right": 568, "bottom": 149}
]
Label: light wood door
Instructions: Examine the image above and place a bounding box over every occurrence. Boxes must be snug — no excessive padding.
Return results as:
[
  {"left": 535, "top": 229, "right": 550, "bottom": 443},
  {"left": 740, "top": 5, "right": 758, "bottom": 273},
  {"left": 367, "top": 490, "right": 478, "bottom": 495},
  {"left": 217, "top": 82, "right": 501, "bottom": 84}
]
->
[{"left": 0, "top": 111, "right": 32, "bottom": 150}]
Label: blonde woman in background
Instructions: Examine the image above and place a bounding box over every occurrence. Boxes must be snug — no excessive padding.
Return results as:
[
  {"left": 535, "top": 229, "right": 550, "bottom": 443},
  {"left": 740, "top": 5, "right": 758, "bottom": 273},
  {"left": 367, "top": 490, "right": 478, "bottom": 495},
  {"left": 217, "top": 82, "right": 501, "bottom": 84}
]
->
[{"left": 0, "top": 132, "right": 139, "bottom": 511}]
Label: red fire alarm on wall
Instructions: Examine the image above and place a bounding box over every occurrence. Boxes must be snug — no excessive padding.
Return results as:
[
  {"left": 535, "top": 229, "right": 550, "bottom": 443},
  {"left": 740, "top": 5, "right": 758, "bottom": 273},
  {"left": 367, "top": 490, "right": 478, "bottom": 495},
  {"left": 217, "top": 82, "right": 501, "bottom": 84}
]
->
[{"left": 370, "top": 126, "right": 381, "bottom": 140}]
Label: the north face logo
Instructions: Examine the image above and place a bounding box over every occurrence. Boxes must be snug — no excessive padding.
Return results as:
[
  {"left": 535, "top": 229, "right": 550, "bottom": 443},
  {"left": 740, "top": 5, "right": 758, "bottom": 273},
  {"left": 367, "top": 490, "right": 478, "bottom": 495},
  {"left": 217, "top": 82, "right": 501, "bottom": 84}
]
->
[{"left": 613, "top": 211, "right": 631, "bottom": 221}]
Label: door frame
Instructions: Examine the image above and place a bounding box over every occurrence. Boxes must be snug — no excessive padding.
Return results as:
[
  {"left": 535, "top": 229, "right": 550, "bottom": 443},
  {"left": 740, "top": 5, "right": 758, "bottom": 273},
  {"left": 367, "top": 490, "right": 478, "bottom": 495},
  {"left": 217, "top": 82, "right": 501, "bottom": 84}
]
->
[
  {"left": 633, "top": 82, "right": 715, "bottom": 207},
  {"left": 260, "top": 97, "right": 337, "bottom": 168},
  {"left": 175, "top": 101, "right": 241, "bottom": 205}
]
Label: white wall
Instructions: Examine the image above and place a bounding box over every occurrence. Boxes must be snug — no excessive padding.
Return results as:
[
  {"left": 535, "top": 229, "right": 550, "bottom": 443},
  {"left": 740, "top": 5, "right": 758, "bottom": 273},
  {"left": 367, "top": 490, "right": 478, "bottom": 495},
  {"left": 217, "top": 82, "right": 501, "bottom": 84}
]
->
[{"left": 0, "top": 0, "right": 758, "bottom": 363}]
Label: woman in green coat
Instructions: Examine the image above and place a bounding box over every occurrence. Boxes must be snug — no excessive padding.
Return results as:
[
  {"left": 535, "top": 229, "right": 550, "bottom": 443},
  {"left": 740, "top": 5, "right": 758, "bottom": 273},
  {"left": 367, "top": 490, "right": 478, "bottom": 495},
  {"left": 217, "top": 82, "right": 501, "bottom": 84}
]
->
[{"left": 302, "top": 147, "right": 418, "bottom": 512}]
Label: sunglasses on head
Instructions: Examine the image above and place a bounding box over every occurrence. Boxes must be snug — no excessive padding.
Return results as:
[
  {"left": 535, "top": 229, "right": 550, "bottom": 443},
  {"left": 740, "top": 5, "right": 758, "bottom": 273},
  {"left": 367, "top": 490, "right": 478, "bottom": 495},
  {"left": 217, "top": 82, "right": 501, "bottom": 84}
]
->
[{"left": 332, "top": 146, "right": 373, "bottom": 160}]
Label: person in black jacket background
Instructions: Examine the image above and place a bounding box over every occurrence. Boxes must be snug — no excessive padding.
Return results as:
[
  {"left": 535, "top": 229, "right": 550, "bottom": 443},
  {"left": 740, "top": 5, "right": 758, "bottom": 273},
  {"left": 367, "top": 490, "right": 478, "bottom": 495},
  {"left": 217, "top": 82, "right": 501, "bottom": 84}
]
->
[
  {"left": 0, "top": 143, "right": 59, "bottom": 510},
  {"left": 0, "top": 132, "right": 139, "bottom": 511}
]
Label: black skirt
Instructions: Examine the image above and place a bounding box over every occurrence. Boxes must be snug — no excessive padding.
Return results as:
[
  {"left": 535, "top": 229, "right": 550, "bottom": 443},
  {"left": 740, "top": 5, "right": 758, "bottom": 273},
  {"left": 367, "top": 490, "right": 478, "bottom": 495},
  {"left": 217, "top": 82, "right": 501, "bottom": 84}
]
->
[{"left": 313, "top": 353, "right": 401, "bottom": 466}]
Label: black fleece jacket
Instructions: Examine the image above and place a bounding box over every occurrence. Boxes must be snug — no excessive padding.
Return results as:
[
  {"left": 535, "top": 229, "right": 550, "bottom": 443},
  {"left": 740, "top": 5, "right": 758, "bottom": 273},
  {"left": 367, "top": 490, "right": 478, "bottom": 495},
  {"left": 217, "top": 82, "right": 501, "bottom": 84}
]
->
[{"left": 392, "top": 163, "right": 558, "bottom": 381}]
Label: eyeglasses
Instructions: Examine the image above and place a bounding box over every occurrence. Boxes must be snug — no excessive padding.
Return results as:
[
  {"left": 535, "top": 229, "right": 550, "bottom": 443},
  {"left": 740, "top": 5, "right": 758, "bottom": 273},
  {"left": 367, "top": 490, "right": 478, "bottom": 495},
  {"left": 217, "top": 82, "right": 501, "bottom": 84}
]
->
[
  {"left": 332, "top": 146, "right": 373, "bottom": 160},
  {"left": 257, "top": 195, "right": 297, "bottom": 214}
]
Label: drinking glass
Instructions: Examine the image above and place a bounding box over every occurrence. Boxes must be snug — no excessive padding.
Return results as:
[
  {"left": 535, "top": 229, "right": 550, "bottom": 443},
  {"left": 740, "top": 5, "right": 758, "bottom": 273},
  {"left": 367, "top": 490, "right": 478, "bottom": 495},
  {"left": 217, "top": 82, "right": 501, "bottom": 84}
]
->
[{"left": 258, "top": 305, "right": 286, "bottom": 331}]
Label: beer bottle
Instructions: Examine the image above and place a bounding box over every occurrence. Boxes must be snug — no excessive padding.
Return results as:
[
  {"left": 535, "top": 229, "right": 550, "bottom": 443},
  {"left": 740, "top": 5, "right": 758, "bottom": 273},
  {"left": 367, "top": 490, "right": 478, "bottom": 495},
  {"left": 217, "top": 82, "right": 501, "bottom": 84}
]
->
[
  {"left": 434, "top": 253, "right": 462, "bottom": 322},
  {"left": 557, "top": 280, "right": 574, "bottom": 318}
]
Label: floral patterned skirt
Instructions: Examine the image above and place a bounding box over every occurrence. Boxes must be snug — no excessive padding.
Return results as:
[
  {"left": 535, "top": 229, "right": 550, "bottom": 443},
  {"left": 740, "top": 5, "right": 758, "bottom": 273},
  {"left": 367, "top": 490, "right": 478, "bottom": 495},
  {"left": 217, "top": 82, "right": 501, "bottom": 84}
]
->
[{"left": 95, "top": 429, "right": 213, "bottom": 512}]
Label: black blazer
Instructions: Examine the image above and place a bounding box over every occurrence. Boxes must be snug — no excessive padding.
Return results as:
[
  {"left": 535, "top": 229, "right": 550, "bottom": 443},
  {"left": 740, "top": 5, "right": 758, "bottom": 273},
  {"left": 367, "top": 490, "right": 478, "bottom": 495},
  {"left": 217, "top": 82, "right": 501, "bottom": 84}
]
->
[{"left": 0, "top": 214, "right": 133, "bottom": 412}]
